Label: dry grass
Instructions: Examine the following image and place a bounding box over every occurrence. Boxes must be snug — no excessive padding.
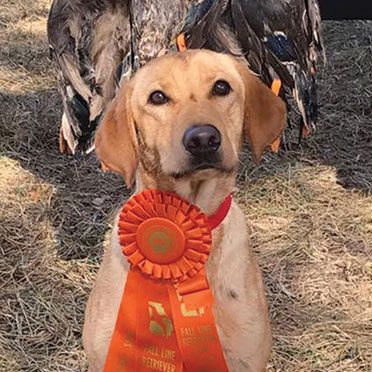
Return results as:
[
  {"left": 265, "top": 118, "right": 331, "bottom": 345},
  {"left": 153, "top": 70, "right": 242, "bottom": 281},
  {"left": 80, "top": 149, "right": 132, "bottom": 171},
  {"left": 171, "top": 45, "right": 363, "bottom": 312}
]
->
[
  {"left": 0, "top": 1, "right": 371, "bottom": 371},
  {"left": 240, "top": 165, "right": 372, "bottom": 371}
]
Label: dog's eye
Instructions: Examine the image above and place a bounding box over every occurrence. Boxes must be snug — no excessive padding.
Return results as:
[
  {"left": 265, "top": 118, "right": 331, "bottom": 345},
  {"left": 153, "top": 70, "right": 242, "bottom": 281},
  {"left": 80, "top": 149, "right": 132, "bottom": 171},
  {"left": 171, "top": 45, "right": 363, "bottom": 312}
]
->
[
  {"left": 148, "top": 90, "right": 169, "bottom": 105},
  {"left": 212, "top": 80, "right": 231, "bottom": 96}
]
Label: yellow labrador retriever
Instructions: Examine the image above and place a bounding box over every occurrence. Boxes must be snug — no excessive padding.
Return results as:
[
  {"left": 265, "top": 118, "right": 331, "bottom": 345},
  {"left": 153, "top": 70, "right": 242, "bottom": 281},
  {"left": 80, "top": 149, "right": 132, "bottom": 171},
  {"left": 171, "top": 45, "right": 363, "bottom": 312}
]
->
[{"left": 83, "top": 50, "right": 286, "bottom": 371}]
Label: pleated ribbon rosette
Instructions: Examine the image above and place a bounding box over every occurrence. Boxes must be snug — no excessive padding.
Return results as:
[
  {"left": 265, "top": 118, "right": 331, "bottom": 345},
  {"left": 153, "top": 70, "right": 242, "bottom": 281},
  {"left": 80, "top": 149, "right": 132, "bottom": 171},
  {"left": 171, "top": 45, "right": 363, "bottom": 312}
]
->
[{"left": 104, "top": 189, "right": 231, "bottom": 372}]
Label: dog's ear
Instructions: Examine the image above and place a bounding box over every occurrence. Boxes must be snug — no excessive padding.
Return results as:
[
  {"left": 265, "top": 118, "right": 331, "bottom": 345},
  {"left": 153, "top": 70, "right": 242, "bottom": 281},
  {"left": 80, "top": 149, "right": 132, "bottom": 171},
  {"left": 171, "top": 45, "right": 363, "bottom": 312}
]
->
[
  {"left": 95, "top": 81, "right": 138, "bottom": 187},
  {"left": 237, "top": 62, "right": 287, "bottom": 163}
]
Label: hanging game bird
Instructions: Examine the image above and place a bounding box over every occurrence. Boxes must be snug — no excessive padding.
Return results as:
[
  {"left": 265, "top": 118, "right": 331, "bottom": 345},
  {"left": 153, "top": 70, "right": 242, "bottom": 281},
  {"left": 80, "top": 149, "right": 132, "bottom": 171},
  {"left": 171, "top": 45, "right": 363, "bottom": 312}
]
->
[{"left": 48, "top": 0, "right": 324, "bottom": 154}]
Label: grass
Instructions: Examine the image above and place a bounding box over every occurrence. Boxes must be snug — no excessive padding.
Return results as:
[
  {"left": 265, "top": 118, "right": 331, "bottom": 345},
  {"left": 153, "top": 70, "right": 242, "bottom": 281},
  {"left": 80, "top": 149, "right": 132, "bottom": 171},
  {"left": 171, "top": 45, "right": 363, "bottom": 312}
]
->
[{"left": 0, "top": 1, "right": 371, "bottom": 371}]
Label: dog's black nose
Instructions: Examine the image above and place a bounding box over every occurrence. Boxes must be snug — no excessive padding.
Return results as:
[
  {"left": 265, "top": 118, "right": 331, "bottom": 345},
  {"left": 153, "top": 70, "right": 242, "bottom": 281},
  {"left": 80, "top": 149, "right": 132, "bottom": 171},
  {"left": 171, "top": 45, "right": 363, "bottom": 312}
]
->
[{"left": 182, "top": 125, "right": 221, "bottom": 156}]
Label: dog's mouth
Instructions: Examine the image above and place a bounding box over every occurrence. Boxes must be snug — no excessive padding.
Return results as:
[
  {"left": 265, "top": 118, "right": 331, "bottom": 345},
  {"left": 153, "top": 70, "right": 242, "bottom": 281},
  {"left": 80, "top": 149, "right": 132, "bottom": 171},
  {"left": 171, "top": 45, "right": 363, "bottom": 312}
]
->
[
  {"left": 192, "top": 162, "right": 217, "bottom": 171},
  {"left": 191, "top": 152, "right": 220, "bottom": 169},
  {"left": 170, "top": 156, "right": 235, "bottom": 180}
]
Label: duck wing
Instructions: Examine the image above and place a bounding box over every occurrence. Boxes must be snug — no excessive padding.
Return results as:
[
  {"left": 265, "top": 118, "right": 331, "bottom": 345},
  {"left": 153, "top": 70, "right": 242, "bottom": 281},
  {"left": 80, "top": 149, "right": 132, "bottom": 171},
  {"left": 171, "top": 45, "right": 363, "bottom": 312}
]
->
[
  {"left": 234, "top": 0, "right": 324, "bottom": 134},
  {"left": 48, "top": 0, "right": 131, "bottom": 153},
  {"left": 306, "top": 0, "right": 325, "bottom": 68}
]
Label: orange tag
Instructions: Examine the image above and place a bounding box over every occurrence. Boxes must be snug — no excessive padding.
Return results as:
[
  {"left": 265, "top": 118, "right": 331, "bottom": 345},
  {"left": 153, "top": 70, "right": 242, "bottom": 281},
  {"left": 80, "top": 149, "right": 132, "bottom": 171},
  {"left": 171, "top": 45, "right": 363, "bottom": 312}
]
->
[
  {"left": 271, "top": 79, "right": 282, "bottom": 152},
  {"left": 176, "top": 33, "right": 187, "bottom": 52},
  {"left": 271, "top": 137, "right": 281, "bottom": 153},
  {"left": 104, "top": 190, "right": 229, "bottom": 372},
  {"left": 271, "top": 78, "right": 282, "bottom": 96}
]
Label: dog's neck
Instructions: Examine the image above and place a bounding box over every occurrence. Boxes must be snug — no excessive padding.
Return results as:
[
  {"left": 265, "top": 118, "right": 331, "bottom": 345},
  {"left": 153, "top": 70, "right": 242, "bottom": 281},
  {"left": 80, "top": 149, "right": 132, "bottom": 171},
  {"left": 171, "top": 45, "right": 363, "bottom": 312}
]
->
[{"left": 135, "top": 165, "right": 235, "bottom": 215}]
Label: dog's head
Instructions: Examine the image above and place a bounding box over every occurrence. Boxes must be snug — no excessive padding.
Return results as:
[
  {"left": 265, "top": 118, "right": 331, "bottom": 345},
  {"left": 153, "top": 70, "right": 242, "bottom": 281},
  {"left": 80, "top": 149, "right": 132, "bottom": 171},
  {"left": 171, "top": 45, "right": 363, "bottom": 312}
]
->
[{"left": 95, "top": 50, "right": 286, "bottom": 187}]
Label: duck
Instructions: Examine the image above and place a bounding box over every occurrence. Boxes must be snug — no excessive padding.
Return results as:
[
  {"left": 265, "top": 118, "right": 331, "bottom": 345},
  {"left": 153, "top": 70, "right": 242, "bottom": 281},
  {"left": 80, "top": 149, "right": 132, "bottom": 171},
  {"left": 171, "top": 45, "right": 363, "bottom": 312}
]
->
[{"left": 48, "top": 0, "right": 324, "bottom": 154}]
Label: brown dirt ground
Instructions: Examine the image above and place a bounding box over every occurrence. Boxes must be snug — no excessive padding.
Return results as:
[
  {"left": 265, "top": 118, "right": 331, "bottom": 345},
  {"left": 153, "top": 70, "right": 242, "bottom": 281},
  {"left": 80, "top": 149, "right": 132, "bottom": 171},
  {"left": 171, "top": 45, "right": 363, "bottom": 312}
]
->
[{"left": 0, "top": 1, "right": 371, "bottom": 371}]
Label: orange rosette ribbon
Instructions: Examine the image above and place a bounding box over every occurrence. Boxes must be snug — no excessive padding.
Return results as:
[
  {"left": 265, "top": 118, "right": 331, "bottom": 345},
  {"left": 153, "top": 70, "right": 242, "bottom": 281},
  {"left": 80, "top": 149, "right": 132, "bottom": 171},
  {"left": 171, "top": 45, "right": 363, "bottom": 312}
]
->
[{"left": 104, "top": 189, "right": 230, "bottom": 372}]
